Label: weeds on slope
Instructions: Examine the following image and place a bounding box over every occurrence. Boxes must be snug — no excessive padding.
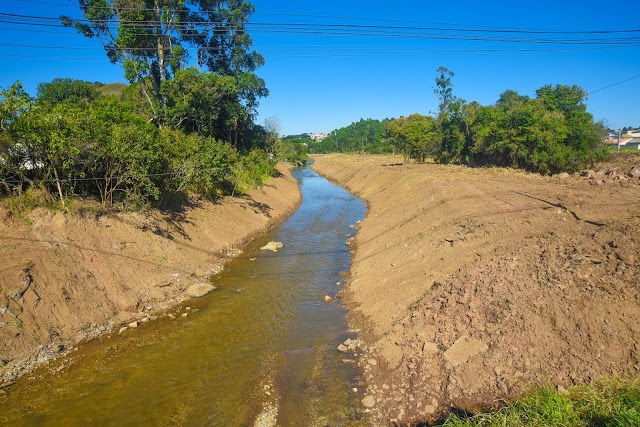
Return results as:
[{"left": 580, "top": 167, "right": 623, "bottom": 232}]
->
[{"left": 441, "top": 378, "right": 640, "bottom": 427}]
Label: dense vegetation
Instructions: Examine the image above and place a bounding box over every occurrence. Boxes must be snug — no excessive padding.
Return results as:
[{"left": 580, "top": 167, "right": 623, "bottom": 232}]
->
[
  {"left": 0, "top": 79, "right": 286, "bottom": 211},
  {"left": 0, "top": 1, "right": 306, "bottom": 212},
  {"left": 432, "top": 67, "right": 608, "bottom": 174},
  {"left": 318, "top": 68, "right": 608, "bottom": 174},
  {"left": 442, "top": 379, "right": 640, "bottom": 427},
  {"left": 309, "top": 119, "right": 393, "bottom": 154}
]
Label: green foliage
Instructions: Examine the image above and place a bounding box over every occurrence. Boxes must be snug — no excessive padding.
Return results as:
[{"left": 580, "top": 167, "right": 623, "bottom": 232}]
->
[
  {"left": 387, "top": 114, "right": 439, "bottom": 162},
  {"left": 0, "top": 82, "right": 32, "bottom": 131},
  {"left": 231, "top": 148, "right": 278, "bottom": 194},
  {"left": 62, "top": 0, "right": 268, "bottom": 147},
  {"left": 274, "top": 138, "right": 309, "bottom": 165},
  {"left": 36, "top": 78, "right": 99, "bottom": 105},
  {"left": 434, "top": 68, "right": 608, "bottom": 173},
  {"left": 0, "top": 77, "right": 278, "bottom": 211},
  {"left": 161, "top": 68, "right": 236, "bottom": 136},
  {"left": 310, "top": 119, "right": 391, "bottom": 154},
  {"left": 159, "top": 128, "right": 239, "bottom": 200},
  {"left": 441, "top": 379, "right": 640, "bottom": 427}
]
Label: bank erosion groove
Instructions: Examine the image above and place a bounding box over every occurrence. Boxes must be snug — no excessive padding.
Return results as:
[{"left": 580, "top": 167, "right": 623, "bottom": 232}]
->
[
  {"left": 0, "top": 165, "right": 301, "bottom": 383},
  {"left": 311, "top": 153, "right": 640, "bottom": 425}
]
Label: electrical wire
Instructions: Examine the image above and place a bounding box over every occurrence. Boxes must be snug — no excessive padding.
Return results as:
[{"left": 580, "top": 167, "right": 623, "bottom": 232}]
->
[{"left": 587, "top": 74, "right": 640, "bottom": 96}]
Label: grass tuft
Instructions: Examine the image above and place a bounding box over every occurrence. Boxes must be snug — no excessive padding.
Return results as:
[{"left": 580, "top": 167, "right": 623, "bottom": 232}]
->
[{"left": 441, "top": 379, "right": 640, "bottom": 427}]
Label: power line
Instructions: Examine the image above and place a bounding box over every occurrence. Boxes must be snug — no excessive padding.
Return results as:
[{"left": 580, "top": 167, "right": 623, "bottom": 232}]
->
[
  {"left": 11, "top": 0, "right": 640, "bottom": 36},
  {"left": 2, "top": 12, "right": 640, "bottom": 37},
  {"left": 587, "top": 74, "right": 640, "bottom": 95}
]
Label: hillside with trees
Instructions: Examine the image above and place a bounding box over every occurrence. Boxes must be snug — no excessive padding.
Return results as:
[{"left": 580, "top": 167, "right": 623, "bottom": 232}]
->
[{"left": 309, "top": 118, "right": 393, "bottom": 154}]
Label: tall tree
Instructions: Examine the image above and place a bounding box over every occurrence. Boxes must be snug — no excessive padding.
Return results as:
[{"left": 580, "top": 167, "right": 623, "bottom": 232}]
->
[
  {"left": 62, "top": 1, "right": 268, "bottom": 141},
  {"left": 185, "top": 0, "right": 267, "bottom": 146},
  {"left": 434, "top": 66, "right": 469, "bottom": 163},
  {"left": 62, "top": 1, "right": 190, "bottom": 116}
]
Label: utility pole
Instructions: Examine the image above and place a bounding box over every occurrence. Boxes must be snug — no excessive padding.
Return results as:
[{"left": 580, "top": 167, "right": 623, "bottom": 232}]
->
[{"left": 617, "top": 129, "right": 621, "bottom": 152}]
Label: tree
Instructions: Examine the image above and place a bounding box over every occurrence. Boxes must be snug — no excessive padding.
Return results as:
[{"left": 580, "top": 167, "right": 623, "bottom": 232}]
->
[
  {"left": 0, "top": 82, "right": 33, "bottom": 191},
  {"left": 36, "top": 78, "right": 99, "bottom": 105},
  {"left": 263, "top": 115, "right": 282, "bottom": 155},
  {"left": 160, "top": 67, "right": 236, "bottom": 135},
  {"left": 62, "top": 1, "right": 191, "bottom": 116},
  {"left": 433, "top": 67, "right": 470, "bottom": 164},
  {"left": 468, "top": 86, "right": 607, "bottom": 174},
  {"left": 434, "top": 66, "right": 458, "bottom": 116},
  {"left": 62, "top": 0, "right": 268, "bottom": 141},
  {"left": 387, "top": 114, "right": 439, "bottom": 163},
  {"left": 0, "top": 82, "right": 31, "bottom": 131}
]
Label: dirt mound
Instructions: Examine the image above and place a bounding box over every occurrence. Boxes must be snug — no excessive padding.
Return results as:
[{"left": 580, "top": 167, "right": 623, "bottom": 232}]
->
[
  {"left": 0, "top": 166, "right": 301, "bottom": 383},
  {"left": 312, "top": 154, "right": 640, "bottom": 425}
]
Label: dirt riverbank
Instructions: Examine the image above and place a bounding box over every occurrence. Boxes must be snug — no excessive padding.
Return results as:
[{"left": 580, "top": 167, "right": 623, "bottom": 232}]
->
[
  {"left": 0, "top": 165, "right": 301, "bottom": 385},
  {"left": 312, "top": 153, "right": 640, "bottom": 425}
]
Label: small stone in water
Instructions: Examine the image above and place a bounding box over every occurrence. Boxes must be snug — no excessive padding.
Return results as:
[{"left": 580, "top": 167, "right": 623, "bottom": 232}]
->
[
  {"left": 337, "top": 344, "right": 348, "bottom": 353},
  {"left": 324, "top": 295, "right": 332, "bottom": 302}
]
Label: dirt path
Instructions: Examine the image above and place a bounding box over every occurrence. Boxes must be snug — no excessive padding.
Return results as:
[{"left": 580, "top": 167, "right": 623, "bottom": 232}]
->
[
  {"left": 0, "top": 165, "right": 301, "bottom": 384},
  {"left": 312, "top": 154, "right": 640, "bottom": 425}
]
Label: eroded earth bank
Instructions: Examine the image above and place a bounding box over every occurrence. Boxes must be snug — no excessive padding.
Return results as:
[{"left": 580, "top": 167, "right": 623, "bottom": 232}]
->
[
  {"left": 312, "top": 154, "right": 640, "bottom": 425},
  {"left": 0, "top": 165, "right": 301, "bottom": 384}
]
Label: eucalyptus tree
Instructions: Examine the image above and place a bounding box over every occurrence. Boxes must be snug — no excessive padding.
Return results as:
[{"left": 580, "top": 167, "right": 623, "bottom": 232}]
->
[
  {"left": 61, "top": 0, "right": 268, "bottom": 144},
  {"left": 62, "top": 1, "right": 192, "bottom": 116}
]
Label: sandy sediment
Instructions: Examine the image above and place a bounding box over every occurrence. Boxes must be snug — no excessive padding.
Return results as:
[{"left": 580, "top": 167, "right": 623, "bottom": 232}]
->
[
  {"left": 0, "top": 165, "right": 301, "bottom": 383},
  {"left": 312, "top": 153, "right": 640, "bottom": 425}
]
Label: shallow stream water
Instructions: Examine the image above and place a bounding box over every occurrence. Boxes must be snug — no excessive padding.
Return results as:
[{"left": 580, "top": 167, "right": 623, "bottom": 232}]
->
[{"left": 0, "top": 165, "right": 367, "bottom": 426}]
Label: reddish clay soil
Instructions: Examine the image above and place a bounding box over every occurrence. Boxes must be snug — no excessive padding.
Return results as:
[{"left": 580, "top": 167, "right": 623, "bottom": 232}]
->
[
  {"left": 0, "top": 165, "right": 301, "bottom": 383},
  {"left": 312, "top": 153, "right": 640, "bottom": 426}
]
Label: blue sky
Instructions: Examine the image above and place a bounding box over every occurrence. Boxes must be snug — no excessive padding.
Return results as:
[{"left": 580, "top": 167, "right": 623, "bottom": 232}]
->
[{"left": 1, "top": 0, "right": 638, "bottom": 135}]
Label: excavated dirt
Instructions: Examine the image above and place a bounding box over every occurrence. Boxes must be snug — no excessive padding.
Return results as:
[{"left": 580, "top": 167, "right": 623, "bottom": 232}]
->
[
  {"left": 312, "top": 153, "right": 640, "bottom": 426},
  {"left": 0, "top": 165, "right": 301, "bottom": 384}
]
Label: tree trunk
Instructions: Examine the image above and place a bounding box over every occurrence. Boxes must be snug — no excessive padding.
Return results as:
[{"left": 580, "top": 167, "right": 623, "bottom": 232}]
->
[{"left": 52, "top": 167, "right": 65, "bottom": 207}]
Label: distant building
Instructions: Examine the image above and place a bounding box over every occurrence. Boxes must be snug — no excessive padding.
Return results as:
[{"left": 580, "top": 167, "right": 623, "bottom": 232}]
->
[
  {"left": 625, "top": 137, "right": 640, "bottom": 149},
  {"left": 309, "top": 133, "right": 328, "bottom": 141}
]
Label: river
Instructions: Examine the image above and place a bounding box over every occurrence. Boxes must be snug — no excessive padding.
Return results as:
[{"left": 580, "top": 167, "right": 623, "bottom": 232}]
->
[{"left": 0, "top": 165, "right": 368, "bottom": 426}]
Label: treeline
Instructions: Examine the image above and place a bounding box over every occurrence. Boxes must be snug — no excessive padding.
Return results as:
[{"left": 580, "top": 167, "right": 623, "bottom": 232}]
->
[
  {"left": 0, "top": 77, "right": 292, "bottom": 210},
  {"left": 309, "top": 119, "right": 393, "bottom": 154},
  {"left": 318, "top": 68, "right": 608, "bottom": 174}
]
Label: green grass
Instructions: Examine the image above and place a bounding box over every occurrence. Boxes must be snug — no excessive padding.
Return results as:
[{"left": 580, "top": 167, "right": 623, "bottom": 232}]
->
[{"left": 441, "top": 379, "right": 640, "bottom": 427}]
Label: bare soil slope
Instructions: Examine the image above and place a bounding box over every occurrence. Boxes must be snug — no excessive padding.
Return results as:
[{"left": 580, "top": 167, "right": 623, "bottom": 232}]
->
[
  {"left": 312, "top": 154, "right": 640, "bottom": 425},
  {"left": 0, "top": 166, "right": 301, "bottom": 382}
]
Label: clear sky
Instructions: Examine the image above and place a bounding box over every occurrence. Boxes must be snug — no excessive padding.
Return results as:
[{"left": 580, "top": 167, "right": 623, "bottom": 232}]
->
[{"left": 1, "top": 0, "right": 638, "bottom": 135}]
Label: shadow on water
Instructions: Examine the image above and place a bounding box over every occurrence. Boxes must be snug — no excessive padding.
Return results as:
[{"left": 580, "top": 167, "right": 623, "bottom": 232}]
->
[{"left": 0, "top": 165, "right": 368, "bottom": 426}]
